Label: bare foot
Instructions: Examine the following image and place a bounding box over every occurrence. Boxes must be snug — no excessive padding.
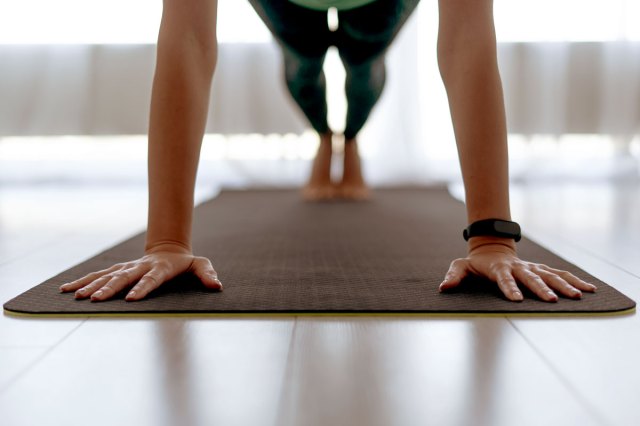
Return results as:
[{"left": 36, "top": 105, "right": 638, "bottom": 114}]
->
[
  {"left": 302, "top": 132, "right": 336, "bottom": 201},
  {"left": 337, "top": 138, "right": 370, "bottom": 200}
]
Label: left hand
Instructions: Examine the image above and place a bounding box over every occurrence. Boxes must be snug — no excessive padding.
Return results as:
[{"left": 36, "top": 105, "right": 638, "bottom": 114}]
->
[{"left": 439, "top": 243, "right": 597, "bottom": 302}]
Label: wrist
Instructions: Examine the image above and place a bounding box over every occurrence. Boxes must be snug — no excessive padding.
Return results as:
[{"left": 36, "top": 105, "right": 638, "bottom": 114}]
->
[
  {"left": 468, "top": 236, "right": 516, "bottom": 254},
  {"left": 145, "top": 240, "right": 192, "bottom": 255}
]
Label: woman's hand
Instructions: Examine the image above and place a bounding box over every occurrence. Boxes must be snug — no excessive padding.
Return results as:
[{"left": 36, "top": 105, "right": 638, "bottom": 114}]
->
[
  {"left": 439, "top": 243, "right": 597, "bottom": 302},
  {"left": 59, "top": 246, "right": 223, "bottom": 302}
]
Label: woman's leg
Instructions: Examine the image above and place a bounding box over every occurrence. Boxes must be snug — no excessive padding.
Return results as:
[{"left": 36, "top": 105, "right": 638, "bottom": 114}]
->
[
  {"left": 335, "top": 0, "right": 420, "bottom": 199},
  {"left": 248, "top": 0, "right": 336, "bottom": 200},
  {"left": 337, "top": 0, "right": 420, "bottom": 139}
]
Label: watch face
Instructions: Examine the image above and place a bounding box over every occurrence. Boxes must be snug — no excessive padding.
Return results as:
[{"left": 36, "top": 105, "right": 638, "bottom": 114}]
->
[{"left": 494, "top": 221, "right": 520, "bottom": 235}]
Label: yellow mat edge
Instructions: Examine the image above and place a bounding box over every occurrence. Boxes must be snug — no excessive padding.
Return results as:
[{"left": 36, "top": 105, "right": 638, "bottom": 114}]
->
[{"left": 4, "top": 306, "right": 636, "bottom": 319}]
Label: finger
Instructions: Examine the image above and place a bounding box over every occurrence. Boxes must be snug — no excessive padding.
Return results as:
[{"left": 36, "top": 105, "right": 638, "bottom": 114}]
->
[
  {"left": 439, "top": 258, "right": 469, "bottom": 292},
  {"left": 495, "top": 268, "right": 523, "bottom": 302},
  {"left": 190, "top": 257, "right": 223, "bottom": 290},
  {"left": 125, "top": 273, "right": 164, "bottom": 301},
  {"left": 538, "top": 265, "right": 597, "bottom": 292},
  {"left": 74, "top": 274, "right": 115, "bottom": 299},
  {"left": 533, "top": 267, "right": 582, "bottom": 299},
  {"left": 60, "top": 263, "right": 123, "bottom": 293},
  {"left": 513, "top": 267, "right": 558, "bottom": 302},
  {"left": 91, "top": 264, "right": 151, "bottom": 302}
]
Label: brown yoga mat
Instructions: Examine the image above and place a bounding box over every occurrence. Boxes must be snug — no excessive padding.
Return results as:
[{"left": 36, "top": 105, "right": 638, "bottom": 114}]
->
[{"left": 3, "top": 187, "right": 636, "bottom": 316}]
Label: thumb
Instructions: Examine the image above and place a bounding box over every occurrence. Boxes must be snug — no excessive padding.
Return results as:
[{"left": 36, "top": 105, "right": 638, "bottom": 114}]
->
[
  {"left": 191, "top": 256, "right": 223, "bottom": 290},
  {"left": 439, "top": 258, "right": 469, "bottom": 292}
]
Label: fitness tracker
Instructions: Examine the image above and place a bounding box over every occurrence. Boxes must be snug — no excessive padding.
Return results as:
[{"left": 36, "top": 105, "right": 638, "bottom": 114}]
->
[{"left": 463, "top": 219, "right": 522, "bottom": 242}]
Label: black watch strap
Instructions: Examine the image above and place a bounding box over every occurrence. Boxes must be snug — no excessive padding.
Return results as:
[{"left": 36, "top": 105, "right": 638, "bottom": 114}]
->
[{"left": 463, "top": 219, "right": 522, "bottom": 242}]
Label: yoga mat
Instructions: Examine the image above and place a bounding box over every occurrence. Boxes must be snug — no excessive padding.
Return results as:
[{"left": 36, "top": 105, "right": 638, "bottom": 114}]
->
[{"left": 3, "top": 187, "right": 636, "bottom": 316}]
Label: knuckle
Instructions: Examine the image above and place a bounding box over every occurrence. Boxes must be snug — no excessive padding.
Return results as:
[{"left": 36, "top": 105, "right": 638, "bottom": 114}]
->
[
  {"left": 493, "top": 263, "right": 510, "bottom": 273},
  {"left": 83, "top": 281, "right": 99, "bottom": 291},
  {"left": 512, "top": 259, "right": 527, "bottom": 268},
  {"left": 153, "top": 259, "right": 172, "bottom": 271},
  {"left": 534, "top": 276, "right": 547, "bottom": 286},
  {"left": 84, "top": 272, "right": 101, "bottom": 281},
  {"left": 194, "top": 256, "right": 209, "bottom": 266},
  {"left": 559, "top": 271, "right": 575, "bottom": 280},
  {"left": 451, "top": 258, "right": 467, "bottom": 269},
  {"left": 491, "top": 264, "right": 511, "bottom": 278},
  {"left": 138, "top": 275, "right": 159, "bottom": 290},
  {"left": 137, "top": 278, "right": 149, "bottom": 288},
  {"left": 555, "top": 274, "right": 570, "bottom": 285},
  {"left": 502, "top": 275, "right": 516, "bottom": 285},
  {"left": 98, "top": 274, "right": 113, "bottom": 283},
  {"left": 112, "top": 271, "right": 131, "bottom": 281},
  {"left": 131, "top": 283, "right": 146, "bottom": 295}
]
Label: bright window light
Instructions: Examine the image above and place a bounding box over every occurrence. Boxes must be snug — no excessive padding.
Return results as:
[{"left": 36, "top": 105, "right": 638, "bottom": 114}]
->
[
  {"left": 0, "top": 0, "right": 271, "bottom": 44},
  {"left": 2, "top": 0, "right": 639, "bottom": 44},
  {"left": 495, "top": 0, "right": 640, "bottom": 42}
]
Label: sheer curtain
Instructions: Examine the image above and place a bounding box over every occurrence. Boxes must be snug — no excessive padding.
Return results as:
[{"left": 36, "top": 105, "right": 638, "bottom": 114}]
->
[{"left": 1, "top": 0, "right": 639, "bottom": 184}]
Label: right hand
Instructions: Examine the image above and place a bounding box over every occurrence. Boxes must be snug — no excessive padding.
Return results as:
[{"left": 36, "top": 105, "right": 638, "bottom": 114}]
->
[{"left": 59, "top": 247, "right": 223, "bottom": 302}]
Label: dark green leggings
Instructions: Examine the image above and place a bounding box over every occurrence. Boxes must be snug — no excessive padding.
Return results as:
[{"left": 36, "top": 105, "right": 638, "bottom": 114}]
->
[{"left": 248, "top": 0, "right": 420, "bottom": 140}]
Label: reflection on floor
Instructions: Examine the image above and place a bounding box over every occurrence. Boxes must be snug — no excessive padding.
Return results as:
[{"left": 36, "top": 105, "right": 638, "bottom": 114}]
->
[{"left": 0, "top": 135, "right": 639, "bottom": 426}]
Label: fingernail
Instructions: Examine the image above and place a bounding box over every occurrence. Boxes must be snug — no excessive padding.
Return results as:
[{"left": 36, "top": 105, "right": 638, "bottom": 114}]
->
[
  {"left": 59, "top": 284, "right": 67, "bottom": 292},
  {"left": 91, "top": 290, "right": 103, "bottom": 300},
  {"left": 126, "top": 290, "right": 136, "bottom": 300},
  {"left": 512, "top": 291, "right": 523, "bottom": 301}
]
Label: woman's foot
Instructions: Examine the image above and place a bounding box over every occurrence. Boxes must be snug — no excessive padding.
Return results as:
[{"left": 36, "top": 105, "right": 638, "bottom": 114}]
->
[
  {"left": 337, "top": 138, "right": 370, "bottom": 200},
  {"left": 302, "top": 132, "right": 336, "bottom": 201}
]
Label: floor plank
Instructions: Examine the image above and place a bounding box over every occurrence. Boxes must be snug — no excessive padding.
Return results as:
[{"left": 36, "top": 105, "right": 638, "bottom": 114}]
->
[
  {"left": 510, "top": 182, "right": 640, "bottom": 277},
  {"left": 0, "top": 318, "right": 294, "bottom": 426},
  {"left": 276, "top": 317, "right": 601, "bottom": 426},
  {"left": 508, "top": 231, "right": 640, "bottom": 426},
  {"left": 0, "top": 347, "right": 50, "bottom": 391}
]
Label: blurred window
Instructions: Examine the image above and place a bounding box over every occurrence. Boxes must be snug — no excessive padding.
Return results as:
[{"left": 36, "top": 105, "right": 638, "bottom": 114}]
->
[{"left": 0, "top": 0, "right": 271, "bottom": 44}]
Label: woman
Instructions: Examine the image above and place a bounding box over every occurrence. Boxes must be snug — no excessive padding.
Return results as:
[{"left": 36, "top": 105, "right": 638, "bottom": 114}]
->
[
  {"left": 59, "top": 0, "right": 597, "bottom": 303},
  {"left": 248, "top": 0, "right": 421, "bottom": 201}
]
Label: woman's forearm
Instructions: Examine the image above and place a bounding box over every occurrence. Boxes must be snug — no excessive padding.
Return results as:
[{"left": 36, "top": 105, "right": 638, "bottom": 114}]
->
[
  {"left": 145, "top": 7, "right": 218, "bottom": 254},
  {"left": 437, "top": 0, "right": 514, "bottom": 251},
  {"left": 440, "top": 45, "right": 510, "bottom": 222}
]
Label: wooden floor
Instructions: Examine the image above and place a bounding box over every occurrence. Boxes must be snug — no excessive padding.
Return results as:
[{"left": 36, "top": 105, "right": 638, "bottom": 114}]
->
[{"left": 1, "top": 179, "right": 639, "bottom": 426}]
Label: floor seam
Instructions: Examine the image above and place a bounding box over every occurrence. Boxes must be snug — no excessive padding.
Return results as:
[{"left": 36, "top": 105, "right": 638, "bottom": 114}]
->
[
  {"left": 273, "top": 316, "right": 298, "bottom": 426},
  {"left": 507, "top": 318, "right": 611, "bottom": 426},
  {"left": 0, "top": 318, "right": 89, "bottom": 395}
]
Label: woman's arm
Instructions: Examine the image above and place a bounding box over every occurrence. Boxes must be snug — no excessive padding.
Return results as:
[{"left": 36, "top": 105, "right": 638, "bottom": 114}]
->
[
  {"left": 436, "top": 0, "right": 596, "bottom": 301},
  {"left": 60, "top": 0, "right": 222, "bottom": 302},
  {"left": 146, "top": 0, "right": 219, "bottom": 255}
]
